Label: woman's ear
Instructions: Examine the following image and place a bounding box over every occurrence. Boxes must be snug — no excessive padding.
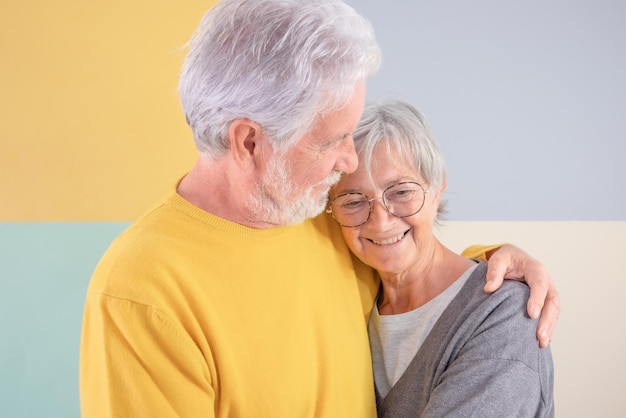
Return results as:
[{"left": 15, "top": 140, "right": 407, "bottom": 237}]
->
[
  {"left": 432, "top": 177, "right": 447, "bottom": 204},
  {"left": 228, "top": 118, "right": 264, "bottom": 167}
]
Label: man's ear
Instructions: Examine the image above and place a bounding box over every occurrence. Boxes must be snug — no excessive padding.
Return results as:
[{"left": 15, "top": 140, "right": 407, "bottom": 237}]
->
[{"left": 228, "top": 118, "right": 264, "bottom": 167}]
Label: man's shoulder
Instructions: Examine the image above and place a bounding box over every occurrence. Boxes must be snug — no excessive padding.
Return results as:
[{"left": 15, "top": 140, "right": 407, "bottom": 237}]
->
[{"left": 85, "top": 200, "right": 187, "bottom": 297}]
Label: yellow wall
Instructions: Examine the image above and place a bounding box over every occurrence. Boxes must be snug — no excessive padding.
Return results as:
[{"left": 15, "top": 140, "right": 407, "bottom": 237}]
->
[{"left": 1, "top": 1, "right": 217, "bottom": 221}]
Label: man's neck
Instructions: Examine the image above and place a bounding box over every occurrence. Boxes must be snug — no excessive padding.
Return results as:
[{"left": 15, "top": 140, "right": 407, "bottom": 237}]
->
[{"left": 177, "top": 157, "right": 280, "bottom": 229}]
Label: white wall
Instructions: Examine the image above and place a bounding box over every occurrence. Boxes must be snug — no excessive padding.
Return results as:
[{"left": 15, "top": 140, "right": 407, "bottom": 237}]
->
[{"left": 436, "top": 221, "right": 626, "bottom": 417}]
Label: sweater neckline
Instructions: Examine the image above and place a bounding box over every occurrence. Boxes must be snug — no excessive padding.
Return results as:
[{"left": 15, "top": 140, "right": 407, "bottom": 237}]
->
[{"left": 165, "top": 191, "right": 305, "bottom": 240}]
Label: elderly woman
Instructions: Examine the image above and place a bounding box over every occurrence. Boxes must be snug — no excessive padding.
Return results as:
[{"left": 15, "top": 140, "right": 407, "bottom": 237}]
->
[{"left": 327, "top": 99, "right": 554, "bottom": 417}]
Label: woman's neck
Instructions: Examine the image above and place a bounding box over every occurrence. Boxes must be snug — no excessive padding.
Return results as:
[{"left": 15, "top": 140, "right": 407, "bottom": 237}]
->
[{"left": 377, "top": 243, "right": 475, "bottom": 315}]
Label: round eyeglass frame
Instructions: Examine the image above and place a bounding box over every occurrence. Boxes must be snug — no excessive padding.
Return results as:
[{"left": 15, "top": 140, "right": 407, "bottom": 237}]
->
[{"left": 326, "top": 181, "right": 429, "bottom": 228}]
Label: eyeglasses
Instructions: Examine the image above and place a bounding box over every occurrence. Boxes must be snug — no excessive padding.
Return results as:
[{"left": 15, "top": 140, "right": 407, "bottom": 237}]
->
[{"left": 326, "top": 181, "right": 429, "bottom": 227}]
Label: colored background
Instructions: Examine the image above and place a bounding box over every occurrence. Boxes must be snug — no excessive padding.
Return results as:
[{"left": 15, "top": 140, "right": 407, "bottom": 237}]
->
[
  {"left": 347, "top": 0, "right": 626, "bottom": 221},
  {"left": 1, "top": 0, "right": 205, "bottom": 221},
  {"left": 1, "top": 0, "right": 625, "bottom": 417}
]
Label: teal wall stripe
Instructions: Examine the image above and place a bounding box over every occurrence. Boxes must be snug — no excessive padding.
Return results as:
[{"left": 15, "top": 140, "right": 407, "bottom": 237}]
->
[
  {"left": 2, "top": 221, "right": 626, "bottom": 416},
  {"left": 0, "top": 222, "right": 129, "bottom": 418}
]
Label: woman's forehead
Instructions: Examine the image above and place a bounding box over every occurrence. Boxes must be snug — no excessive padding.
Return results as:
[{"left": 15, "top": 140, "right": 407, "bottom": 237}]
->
[
  {"left": 361, "top": 142, "right": 418, "bottom": 176},
  {"left": 337, "top": 155, "right": 422, "bottom": 193}
]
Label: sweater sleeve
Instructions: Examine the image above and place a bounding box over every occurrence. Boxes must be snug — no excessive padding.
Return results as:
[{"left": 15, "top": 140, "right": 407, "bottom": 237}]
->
[
  {"left": 421, "top": 282, "right": 554, "bottom": 418},
  {"left": 460, "top": 243, "right": 504, "bottom": 261},
  {"left": 79, "top": 293, "right": 215, "bottom": 418}
]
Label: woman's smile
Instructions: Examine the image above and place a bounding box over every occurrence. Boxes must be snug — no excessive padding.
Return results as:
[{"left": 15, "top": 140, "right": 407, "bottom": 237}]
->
[{"left": 366, "top": 228, "right": 410, "bottom": 246}]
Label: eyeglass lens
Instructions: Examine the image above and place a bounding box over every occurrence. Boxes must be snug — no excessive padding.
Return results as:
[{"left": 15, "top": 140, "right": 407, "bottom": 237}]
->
[{"left": 330, "top": 182, "right": 426, "bottom": 227}]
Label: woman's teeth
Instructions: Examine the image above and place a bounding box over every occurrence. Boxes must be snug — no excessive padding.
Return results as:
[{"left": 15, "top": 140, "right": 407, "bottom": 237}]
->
[{"left": 372, "top": 231, "right": 406, "bottom": 245}]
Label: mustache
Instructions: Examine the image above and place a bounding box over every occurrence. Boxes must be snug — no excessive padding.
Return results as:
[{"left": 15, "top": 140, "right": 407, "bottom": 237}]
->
[{"left": 321, "top": 170, "right": 342, "bottom": 188}]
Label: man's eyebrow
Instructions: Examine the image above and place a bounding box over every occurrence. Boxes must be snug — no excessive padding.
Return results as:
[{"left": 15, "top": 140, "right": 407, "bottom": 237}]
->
[{"left": 323, "top": 132, "right": 352, "bottom": 147}]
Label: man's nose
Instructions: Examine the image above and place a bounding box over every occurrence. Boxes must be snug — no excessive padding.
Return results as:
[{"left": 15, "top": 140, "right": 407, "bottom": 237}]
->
[{"left": 334, "top": 137, "right": 358, "bottom": 174}]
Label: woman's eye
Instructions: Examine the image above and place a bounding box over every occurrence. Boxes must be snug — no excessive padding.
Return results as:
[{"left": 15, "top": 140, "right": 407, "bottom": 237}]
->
[{"left": 343, "top": 199, "right": 366, "bottom": 209}]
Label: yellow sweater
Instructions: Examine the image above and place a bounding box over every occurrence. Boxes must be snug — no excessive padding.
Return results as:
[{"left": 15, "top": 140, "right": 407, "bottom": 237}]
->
[{"left": 80, "top": 191, "right": 491, "bottom": 417}]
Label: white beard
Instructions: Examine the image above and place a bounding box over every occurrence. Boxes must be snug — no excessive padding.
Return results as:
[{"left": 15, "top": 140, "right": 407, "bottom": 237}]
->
[{"left": 246, "top": 154, "right": 342, "bottom": 226}]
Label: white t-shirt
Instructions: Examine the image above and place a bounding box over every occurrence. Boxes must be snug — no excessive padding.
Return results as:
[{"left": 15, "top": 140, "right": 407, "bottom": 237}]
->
[{"left": 368, "top": 263, "right": 479, "bottom": 399}]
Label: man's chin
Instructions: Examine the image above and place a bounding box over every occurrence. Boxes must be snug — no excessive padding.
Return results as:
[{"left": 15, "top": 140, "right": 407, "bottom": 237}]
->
[{"left": 281, "top": 196, "right": 327, "bottom": 225}]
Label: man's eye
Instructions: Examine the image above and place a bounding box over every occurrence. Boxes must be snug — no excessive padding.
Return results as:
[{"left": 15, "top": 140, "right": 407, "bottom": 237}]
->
[{"left": 321, "top": 134, "right": 350, "bottom": 150}]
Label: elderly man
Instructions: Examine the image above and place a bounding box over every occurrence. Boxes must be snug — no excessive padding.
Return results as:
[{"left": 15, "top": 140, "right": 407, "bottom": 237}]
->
[{"left": 79, "top": 1, "right": 559, "bottom": 417}]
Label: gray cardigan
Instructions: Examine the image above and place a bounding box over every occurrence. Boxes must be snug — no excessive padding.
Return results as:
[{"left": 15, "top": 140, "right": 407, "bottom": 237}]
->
[{"left": 376, "top": 262, "right": 554, "bottom": 417}]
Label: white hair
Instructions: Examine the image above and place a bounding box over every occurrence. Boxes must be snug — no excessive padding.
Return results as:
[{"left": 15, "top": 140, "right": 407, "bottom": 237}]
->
[
  {"left": 179, "top": 0, "right": 382, "bottom": 158},
  {"left": 353, "top": 98, "right": 449, "bottom": 219}
]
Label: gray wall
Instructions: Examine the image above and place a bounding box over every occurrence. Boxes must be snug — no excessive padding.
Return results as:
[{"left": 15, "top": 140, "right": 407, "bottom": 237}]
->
[{"left": 346, "top": 0, "right": 626, "bottom": 220}]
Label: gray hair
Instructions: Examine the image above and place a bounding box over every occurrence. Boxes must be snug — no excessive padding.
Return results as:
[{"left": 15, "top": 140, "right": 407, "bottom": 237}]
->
[
  {"left": 353, "top": 98, "right": 449, "bottom": 218},
  {"left": 179, "top": 0, "right": 382, "bottom": 158}
]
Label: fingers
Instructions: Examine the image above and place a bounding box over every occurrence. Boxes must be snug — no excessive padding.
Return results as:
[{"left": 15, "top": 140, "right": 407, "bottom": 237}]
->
[
  {"left": 483, "top": 267, "right": 505, "bottom": 293},
  {"left": 525, "top": 277, "right": 548, "bottom": 319},
  {"left": 483, "top": 244, "right": 561, "bottom": 348},
  {"left": 536, "top": 286, "right": 561, "bottom": 348},
  {"left": 522, "top": 257, "right": 554, "bottom": 319},
  {"left": 483, "top": 246, "right": 517, "bottom": 293},
  {"left": 523, "top": 259, "right": 560, "bottom": 348}
]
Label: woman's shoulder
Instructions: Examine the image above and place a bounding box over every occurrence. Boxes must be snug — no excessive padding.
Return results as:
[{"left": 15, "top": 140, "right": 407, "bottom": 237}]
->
[{"left": 458, "top": 261, "right": 532, "bottom": 317}]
